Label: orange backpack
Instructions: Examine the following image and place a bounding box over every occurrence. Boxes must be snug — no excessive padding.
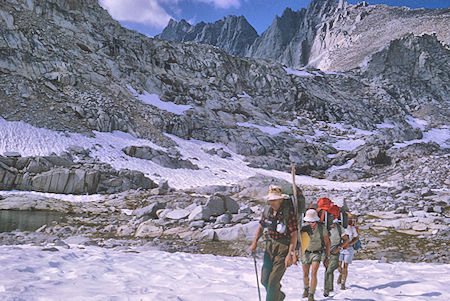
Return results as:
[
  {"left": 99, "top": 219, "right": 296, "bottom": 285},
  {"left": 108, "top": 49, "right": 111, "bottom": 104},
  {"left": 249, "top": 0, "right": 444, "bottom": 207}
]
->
[{"left": 308, "top": 197, "right": 341, "bottom": 230}]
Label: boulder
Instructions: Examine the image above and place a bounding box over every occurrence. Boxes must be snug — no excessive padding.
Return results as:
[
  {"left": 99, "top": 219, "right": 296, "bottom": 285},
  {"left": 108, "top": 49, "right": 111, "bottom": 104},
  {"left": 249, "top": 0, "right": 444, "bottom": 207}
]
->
[
  {"left": 215, "top": 213, "right": 232, "bottom": 225},
  {"left": 200, "top": 229, "right": 217, "bottom": 241},
  {"left": 326, "top": 168, "right": 370, "bottom": 181},
  {"left": 135, "top": 221, "right": 163, "bottom": 238},
  {"left": 222, "top": 195, "right": 239, "bottom": 214},
  {"left": 116, "top": 225, "right": 135, "bottom": 237},
  {"left": 133, "top": 202, "right": 165, "bottom": 219},
  {"left": 189, "top": 220, "right": 205, "bottom": 228},
  {"left": 188, "top": 205, "right": 212, "bottom": 221},
  {"left": 0, "top": 164, "right": 17, "bottom": 190},
  {"left": 205, "top": 196, "right": 225, "bottom": 216},
  {"left": 214, "top": 221, "right": 259, "bottom": 241},
  {"left": 166, "top": 209, "right": 190, "bottom": 220},
  {"left": 122, "top": 145, "right": 199, "bottom": 170}
]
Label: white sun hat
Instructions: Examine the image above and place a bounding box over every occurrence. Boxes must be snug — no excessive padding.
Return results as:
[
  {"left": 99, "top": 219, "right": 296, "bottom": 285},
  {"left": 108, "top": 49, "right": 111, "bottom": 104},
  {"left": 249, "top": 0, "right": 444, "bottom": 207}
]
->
[
  {"left": 304, "top": 209, "right": 320, "bottom": 222},
  {"left": 265, "top": 185, "right": 289, "bottom": 201}
]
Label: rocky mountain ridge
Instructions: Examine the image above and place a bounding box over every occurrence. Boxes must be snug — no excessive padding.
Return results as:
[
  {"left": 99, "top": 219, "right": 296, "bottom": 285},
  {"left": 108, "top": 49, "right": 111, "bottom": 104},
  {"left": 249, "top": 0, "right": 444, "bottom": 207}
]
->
[
  {"left": 0, "top": 0, "right": 449, "bottom": 264},
  {"left": 157, "top": 16, "right": 258, "bottom": 57},
  {"left": 157, "top": 0, "right": 450, "bottom": 71},
  {"left": 0, "top": 0, "right": 448, "bottom": 185}
]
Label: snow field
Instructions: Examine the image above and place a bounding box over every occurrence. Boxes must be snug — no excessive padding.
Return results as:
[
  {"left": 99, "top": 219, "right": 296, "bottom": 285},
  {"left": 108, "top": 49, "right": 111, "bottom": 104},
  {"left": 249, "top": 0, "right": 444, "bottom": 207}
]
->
[
  {"left": 0, "top": 118, "right": 388, "bottom": 191},
  {"left": 0, "top": 245, "right": 448, "bottom": 301}
]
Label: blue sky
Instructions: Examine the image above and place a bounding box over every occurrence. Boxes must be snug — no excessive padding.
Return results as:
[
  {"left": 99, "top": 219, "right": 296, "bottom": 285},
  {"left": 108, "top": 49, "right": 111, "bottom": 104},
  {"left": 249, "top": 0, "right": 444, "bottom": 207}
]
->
[{"left": 99, "top": 0, "right": 449, "bottom": 37}]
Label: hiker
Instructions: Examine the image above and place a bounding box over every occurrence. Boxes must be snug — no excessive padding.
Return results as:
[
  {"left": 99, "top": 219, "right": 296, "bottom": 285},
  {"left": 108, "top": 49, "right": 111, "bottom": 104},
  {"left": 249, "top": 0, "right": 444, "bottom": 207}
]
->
[
  {"left": 249, "top": 185, "right": 298, "bottom": 301},
  {"left": 338, "top": 214, "right": 359, "bottom": 290},
  {"left": 301, "top": 209, "right": 331, "bottom": 301},
  {"left": 323, "top": 218, "right": 347, "bottom": 297}
]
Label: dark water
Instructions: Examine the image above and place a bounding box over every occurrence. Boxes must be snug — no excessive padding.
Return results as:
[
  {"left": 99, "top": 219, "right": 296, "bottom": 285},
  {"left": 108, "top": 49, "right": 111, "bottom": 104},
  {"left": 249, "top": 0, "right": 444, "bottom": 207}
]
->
[{"left": 0, "top": 210, "right": 65, "bottom": 232}]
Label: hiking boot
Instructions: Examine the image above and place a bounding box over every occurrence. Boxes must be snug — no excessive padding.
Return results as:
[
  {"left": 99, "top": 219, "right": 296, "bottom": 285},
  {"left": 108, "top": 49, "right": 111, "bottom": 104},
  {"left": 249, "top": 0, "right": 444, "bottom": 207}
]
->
[
  {"left": 308, "top": 293, "right": 315, "bottom": 301},
  {"left": 341, "top": 283, "right": 346, "bottom": 290},
  {"left": 323, "top": 289, "right": 329, "bottom": 297},
  {"left": 302, "top": 288, "right": 309, "bottom": 298},
  {"left": 337, "top": 274, "right": 342, "bottom": 284}
]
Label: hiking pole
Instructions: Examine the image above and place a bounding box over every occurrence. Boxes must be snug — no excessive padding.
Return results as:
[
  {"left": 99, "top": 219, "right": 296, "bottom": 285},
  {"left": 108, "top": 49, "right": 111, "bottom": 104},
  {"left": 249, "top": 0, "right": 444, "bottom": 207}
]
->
[
  {"left": 252, "top": 252, "right": 262, "bottom": 301},
  {"left": 291, "top": 164, "right": 303, "bottom": 260}
]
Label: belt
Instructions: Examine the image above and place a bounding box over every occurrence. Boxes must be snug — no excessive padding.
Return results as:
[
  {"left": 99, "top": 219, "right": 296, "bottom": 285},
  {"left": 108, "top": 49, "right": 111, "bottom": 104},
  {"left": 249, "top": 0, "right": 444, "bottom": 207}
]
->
[
  {"left": 265, "top": 236, "right": 290, "bottom": 246},
  {"left": 305, "top": 250, "right": 323, "bottom": 254}
]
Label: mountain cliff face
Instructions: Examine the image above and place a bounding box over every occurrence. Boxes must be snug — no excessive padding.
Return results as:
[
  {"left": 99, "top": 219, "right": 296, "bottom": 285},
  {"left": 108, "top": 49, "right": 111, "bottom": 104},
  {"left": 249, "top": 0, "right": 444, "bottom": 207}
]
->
[
  {"left": 157, "top": 0, "right": 450, "bottom": 71},
  {"left": 248, "top": 0, "right": 339, "bottom": 67},
  {"left": 0, "top": 0, "right": 448, "bottom": 187},
  {"left": 156, "top": 16, "right": 258, "bottom": 57}
]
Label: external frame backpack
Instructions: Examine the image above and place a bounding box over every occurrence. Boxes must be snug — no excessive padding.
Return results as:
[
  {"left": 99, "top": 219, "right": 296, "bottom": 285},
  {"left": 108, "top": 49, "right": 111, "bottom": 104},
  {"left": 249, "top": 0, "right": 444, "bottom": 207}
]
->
[{"left": 308, "top": 198, "right": 340, "bottom": 230}]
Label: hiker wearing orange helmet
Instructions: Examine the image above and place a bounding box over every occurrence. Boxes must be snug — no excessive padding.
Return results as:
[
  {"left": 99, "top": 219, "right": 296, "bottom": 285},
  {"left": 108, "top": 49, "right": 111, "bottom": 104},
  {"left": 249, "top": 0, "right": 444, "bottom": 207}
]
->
[{"left": 301, "top": 209, "right": 331, "bottom": 301}]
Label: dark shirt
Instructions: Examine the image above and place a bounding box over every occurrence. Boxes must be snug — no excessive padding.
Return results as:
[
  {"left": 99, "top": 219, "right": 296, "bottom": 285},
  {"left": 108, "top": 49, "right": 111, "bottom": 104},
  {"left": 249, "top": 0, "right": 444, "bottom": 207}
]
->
[{"left": 260, "top": 204, "right": 298, "bottom": 242}]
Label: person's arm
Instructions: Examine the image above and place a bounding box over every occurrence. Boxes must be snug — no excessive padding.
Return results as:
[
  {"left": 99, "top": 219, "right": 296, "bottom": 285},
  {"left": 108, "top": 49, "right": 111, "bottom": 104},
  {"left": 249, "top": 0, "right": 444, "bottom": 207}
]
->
[
  {"left": 348, "top": 227, "right": 359, "bottom": 246},
  {"left": 323, "top": 233, "right": 331, "bottom": 267},
  {"left": 285, "top": 230, "right": 298, "bottom": 267},
  {"left": 249, "top": 224, "right": 263, "bottom": 253},
  {"left": 285, "top": 207, "right": 298, "bottom": 267}
]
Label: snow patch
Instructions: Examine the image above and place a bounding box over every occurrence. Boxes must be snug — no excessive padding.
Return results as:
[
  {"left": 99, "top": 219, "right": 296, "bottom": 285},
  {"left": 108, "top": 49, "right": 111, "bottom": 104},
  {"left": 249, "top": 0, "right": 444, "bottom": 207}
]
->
[
  {"left": 237, "top": 122, "right": 289, "bottom": 135},
  {"left": 332, "top": 139, "right": 365, "bottom": 151},
  {"left": 406, "top": 115, "right": 428, "bottom": 131},
  {"left": 393, "top": 126, "right": 450, "bottom": 149},
  {"left": 128, "top": 86, "right": 192, "bottom": 115},
  {"left": 283, "top": 67, "right": 314, "bottom": 77},
  {"left": 237, "top": 91, "right": 251, "bottom": 98},
  {"left": 0, "top": 191, "right": 102, "bottom": 202},
  {"left": 376, "top": 122, "right": 396, "bottom": 129},
  {"left": 326, "top": 159, "right": 355, "bottom": 173},
  {"left": 0, "top": 245, "right": 448, "bottom": 300},
  {"left": 0, "top": 118, "right": 388, "bottom": 191}
]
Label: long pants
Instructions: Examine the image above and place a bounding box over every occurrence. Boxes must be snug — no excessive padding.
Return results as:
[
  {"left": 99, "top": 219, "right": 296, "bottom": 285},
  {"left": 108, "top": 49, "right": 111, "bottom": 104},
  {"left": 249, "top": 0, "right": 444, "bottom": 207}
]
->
[
  {"left": 261, "top": 240, "right": 289, "bottom": 301},
  {"left": 324, "top": 253, "right": 340, "bottom": 292}
]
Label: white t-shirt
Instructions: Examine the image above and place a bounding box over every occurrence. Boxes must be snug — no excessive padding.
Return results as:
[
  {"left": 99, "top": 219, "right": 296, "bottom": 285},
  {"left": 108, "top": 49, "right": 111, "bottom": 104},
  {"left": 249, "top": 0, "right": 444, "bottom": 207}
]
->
[{"left": 344, "top": 225, "right": 358, "bottom": 242}]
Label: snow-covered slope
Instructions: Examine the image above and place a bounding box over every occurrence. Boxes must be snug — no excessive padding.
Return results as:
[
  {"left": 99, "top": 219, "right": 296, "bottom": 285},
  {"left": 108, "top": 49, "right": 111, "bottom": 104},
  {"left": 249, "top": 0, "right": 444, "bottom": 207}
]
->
[
  {"left": 0, "top": 245, "right": 448, "bottom": 300},
  {"left": 0, "top": 118, "right": 390, "bottom": 190}
]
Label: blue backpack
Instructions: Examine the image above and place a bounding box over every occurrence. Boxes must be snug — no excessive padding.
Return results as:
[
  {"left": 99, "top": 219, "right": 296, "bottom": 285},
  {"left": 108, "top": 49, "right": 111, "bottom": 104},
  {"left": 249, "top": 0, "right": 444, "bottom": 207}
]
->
[{"left": 353, "top": 239, "right": 362, "bottom": 251}]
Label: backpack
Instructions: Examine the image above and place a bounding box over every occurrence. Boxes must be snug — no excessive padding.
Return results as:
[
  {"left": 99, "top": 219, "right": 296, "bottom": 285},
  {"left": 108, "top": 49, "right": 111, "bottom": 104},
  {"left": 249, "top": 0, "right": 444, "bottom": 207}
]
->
[
  {"left": 353, "top": 239, "right": 362, "bottom": 250},
  {"left": 300, "top": 222, "right": 326, "bottom": 250},
  {"left": 353, "top": 226, "right": 362, "bottom": 250},
  {"left": 308, "top": 198, "right": 340, "bottom": 230}
]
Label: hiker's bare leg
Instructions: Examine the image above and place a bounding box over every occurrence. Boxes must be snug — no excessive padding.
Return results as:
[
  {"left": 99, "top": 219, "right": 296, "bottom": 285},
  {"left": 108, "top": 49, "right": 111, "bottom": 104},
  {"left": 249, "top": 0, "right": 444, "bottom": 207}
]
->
[
  {"left": 302, "top": 264, "right": 310, "bottom": 287},
  {"left": 310, "top": 261, "right": 320, "bottom": 292},
  {"left": 342, "top": 262, "right": 349, "bottom": 283}
]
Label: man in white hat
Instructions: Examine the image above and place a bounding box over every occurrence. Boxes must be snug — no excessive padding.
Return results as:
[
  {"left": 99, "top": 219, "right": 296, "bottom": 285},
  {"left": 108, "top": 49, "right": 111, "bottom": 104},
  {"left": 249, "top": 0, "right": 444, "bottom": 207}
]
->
[
  {"left": 301, "top": 209, "right": 331, "bottom": 301},
  {"left": 250, "top": 185, "right": 298, "bottom": 301}
]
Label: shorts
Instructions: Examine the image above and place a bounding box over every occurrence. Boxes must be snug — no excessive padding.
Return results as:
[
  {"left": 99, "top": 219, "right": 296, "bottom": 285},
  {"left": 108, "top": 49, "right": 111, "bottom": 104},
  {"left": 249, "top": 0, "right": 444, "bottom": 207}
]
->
[
  {"left": 339, "top": 247, "right": 355, "bottom": 264},
  {"left": 302, "top": 251, "right": 322, "bottom": 265}
]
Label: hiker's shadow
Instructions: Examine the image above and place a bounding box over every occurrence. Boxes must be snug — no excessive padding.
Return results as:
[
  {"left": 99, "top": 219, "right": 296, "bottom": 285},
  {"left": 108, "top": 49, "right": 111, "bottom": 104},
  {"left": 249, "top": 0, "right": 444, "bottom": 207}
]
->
[
  {"left": 322, "top": 281, "right": 440, "bottom": 301},
  {"left": 352, "top": 280, "right": 418, "bottom": 291}
]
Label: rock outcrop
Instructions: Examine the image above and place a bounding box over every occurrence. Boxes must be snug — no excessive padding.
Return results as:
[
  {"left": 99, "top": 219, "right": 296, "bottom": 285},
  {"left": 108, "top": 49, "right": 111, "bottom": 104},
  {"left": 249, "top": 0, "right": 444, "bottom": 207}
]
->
[{"left": 0, "top": 153, "right": 156, "bottom": 194}]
